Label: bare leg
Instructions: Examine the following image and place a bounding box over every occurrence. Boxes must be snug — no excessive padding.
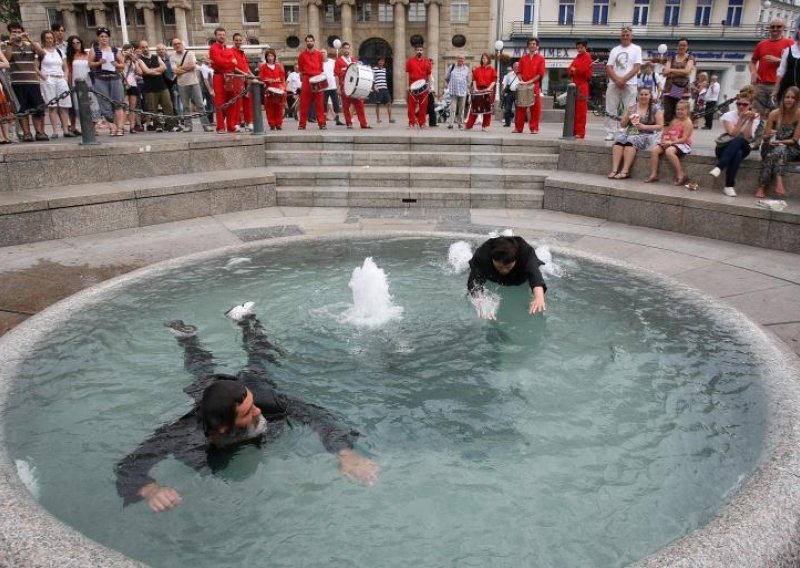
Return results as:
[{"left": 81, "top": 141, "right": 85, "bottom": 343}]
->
[
  {"left": 665, "top": 147, "right": 685, "bottom": 184},
  {"left": 775, "top": 175, "right": 787, "bottom": 196},
  {"left": 609, "top": 144, "right": 623, "bottom": 176},
  {"left": 621, "top": 146, "right": 638, "bottom": 174},
  {"left": 648, "top": 146, "right": 663, "bottom": 181}
]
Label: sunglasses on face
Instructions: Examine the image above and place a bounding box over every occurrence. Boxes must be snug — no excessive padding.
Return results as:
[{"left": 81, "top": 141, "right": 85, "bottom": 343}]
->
[{"left": 736, "top": 102, "right": 749, "bottom": 107}]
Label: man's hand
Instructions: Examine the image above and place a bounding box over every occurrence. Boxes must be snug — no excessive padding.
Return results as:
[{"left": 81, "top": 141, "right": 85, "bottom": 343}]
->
[
  {"left": 529, "top": 287, "right": 546, "bottom": 315},
  {"left": 338, "top": 449, "right": 379, "bottom": 485},
  {"left": 139, "top": 482, "right": 183, "bottom": 512}
]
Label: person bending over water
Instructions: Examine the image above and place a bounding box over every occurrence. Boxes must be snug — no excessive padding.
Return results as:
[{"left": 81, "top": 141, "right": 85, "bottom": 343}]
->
[
  {"left": 467, "top": 236, "right": 547, "bottom": 320},
  {"left": 115, "top": 302, "right": 379, "bottom": 513}
]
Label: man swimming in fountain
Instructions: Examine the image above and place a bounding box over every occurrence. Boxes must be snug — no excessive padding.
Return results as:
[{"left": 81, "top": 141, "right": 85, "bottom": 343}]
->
[
  {"left": 115, "top": 302, "right": 379, "bottom": 512},
  {"left": 467, "top": 236, "right": 547, "bottom": 320}
]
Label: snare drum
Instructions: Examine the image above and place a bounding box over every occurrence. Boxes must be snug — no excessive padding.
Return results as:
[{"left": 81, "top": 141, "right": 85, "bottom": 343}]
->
[
  {"left": 266, "top": 87, "right": 286, "bottom": 102},
  {"left": 309, "top": 74, "right": 328, "bottom": 93},
  {"left": 470, "top": 90, "right": 493, "bottom": 115},
  {"left": 515, "top": 84, "right": 536, "bottom": 108},
  {"left": 344, "top": 63, "right": 374, "bottom": 100},
  {"left": 409, "top": 79, "right": 429, "bottom": 98}
]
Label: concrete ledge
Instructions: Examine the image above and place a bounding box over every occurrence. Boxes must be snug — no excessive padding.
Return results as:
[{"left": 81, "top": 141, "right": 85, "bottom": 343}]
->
[{"left": 544, "top": 172, "right": 800, "bottom": 253}]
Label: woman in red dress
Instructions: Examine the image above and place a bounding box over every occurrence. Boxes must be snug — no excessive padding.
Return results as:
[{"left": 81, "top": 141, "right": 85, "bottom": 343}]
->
[
  {"left": 465, "top": 53, "right": 498, "bottom": 131},
  {"left": 259, "top": 49, "right": 286, "bottom": 130},
  {"left": 568, "top": 39, "right": 593, "bottom": 139}
]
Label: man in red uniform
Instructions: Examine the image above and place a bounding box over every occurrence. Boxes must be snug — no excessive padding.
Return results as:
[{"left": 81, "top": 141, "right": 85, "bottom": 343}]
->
[
  {"left": 335, "top": 42, "right": 370, "bottom": 129},
  {"left": 297, "top": 34, "right": 326, "bottom": 130},
  {"left": 208, "top": 27, "right": 245, "bottom": 133},
  {"left": 514, "top": 38, "right": 546, "bottom": 134},
  {"left": 406, "top": 46, "right": 432, "bottom": 128},
  {"left": 465, "top": 53, "right": 497, "bottom": 130},
  {"left": 232, "top": 32, "right": 256, "bottom": 130},
  {"left": 568, "top": 39, "right": 593, "bottom": 139},
  {"left": 259, "top": 49, "right": 285, "bottom": 130},
  {"left": 750, "top": 17, "right": 794, "bottom": 119}
]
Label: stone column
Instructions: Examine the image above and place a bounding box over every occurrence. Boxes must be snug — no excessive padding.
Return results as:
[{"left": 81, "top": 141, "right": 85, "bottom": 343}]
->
[
  {"left": 167, "top": 0, "right": 191, "bottom": 44},
  {"left": 86, "top": 1, "right": 108, "bottom": 27},
  {"left": 389, "top": 0, "right": 408, "bottom": 104},
  {"left": 424, "top": 0, "right": 440, "bottom": 93},
  {"left": 137, "top": 0, "right": 157, "bottom": 43},
  {"left": 303, "top": 0, "right": 322, "bottom": 41},
  {"left": 57, "top": 2, "right": 79, "bottom": 35},
  {"left": 338, "top": 0, "right": 355, "bottom": 44}
]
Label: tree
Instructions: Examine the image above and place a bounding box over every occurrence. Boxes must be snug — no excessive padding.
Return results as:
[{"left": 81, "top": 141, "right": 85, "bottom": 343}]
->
[{"left": 0, "top": 0, "right": 21, "bottom": 25}]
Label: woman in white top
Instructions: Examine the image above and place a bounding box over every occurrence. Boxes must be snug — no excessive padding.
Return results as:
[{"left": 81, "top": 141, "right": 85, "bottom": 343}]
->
[
  {"left": 708, "top": 94, "right": 760, "bottom": 197},
  {"left": 66, "top": 35, "right": 100, "bottom": 135},
  {"left": 38, "top": 29, "right": 74, "bottom": 138},
  {"left": 88, "top": 27, "right": 126, "bottom": 136}
]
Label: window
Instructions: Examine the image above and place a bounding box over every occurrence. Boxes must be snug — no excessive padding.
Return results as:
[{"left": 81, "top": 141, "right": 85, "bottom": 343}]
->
[
  {"left": 524, "top": 0, "right": 534, "bottom": 24},
  {"left": 663, "top": 0, "right": 680, "bottom": 26},
  {"left": 408, "top": 1, "right": 426, "bottom": 22},
  {"left": 113, "top": 5, "right": 133, "bottom": 26},
  {"left": 325, "top": 0, "right": 341, "bottom": 23},
  {"left": 726, "top": 0, "right": 743, "bottom": 26},
  {"left": 695, "top": 0, "right": 711, "bottom": 26},
  {"left": 592, "top": 0, "right": 609, "bottom": 25},
  {"left": 242, "top": 2, "right": 259, "bottom": 24},
  {"left": 557, "top": 0, "right": 574, "bottom": 25},
  {"left": 451, "top": 0, "right": 468, "bottom": 23},
  {"left": 283, "top": 1, "right": 300, "bottom": 23},
  {"left": 202, "top": 3, "right": 219, "bottom": 24},
  {"left": 45, "top": 8, "right": 62, "bottom": 29},
  {"left": 632, "top": 0, "right": 648, "bottom": 26},
  {"left": 84, "top": 9, "right": 97, "bottom": 28},
  {"left": 357, "top": 0, "right": 372, "bottom": 22},
  {"left": 162, "top": 5, "right": 176, "bottom": 26},
  {"left": 378, "top": 2, "right": 393, "bottom": 22}
]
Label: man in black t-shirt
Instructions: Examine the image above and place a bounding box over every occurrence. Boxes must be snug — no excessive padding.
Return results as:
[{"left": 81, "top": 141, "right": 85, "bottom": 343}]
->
[
  {"left": 135, "top": 39, "right": 175, "bottom": 131},
  {"left": 467, "top": 236, "right": 547, "bottom": 319}
]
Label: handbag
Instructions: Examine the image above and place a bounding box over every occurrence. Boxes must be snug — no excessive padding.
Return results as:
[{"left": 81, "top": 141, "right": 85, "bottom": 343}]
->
[{"left": 715, "top": 133, "right": 733, "bottom": 150}]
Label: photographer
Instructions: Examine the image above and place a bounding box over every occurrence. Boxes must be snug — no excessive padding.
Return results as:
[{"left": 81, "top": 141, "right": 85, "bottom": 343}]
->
[
  {"left": 122, "top": 43, "right": 144, "bottom": 133},
  {"left": 2, "top": 22, "right": 48, "bottom": 141}
]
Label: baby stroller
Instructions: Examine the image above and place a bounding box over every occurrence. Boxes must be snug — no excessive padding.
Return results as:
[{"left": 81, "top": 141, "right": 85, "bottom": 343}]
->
[{"left": 436, "top": 89, "right": 451, "bottom": 123}]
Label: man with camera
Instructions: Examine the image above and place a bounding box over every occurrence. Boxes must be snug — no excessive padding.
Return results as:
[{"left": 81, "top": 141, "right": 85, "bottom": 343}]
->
[{"left": 2, "top": 22, "right": 48, "bottom": 141}]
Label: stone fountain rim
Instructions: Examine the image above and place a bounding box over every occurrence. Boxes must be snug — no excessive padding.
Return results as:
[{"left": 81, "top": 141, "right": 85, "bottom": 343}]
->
[{"left": 0, "top": 230, "right": 798, "bottom": 568}]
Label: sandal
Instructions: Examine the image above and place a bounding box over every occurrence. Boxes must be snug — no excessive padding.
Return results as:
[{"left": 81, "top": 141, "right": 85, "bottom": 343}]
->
[
  {"left": 607, "top": 171, "right": 618, "bottom": 179},
  {"left": 614, "top": 172, "right": 630, "bottom": 180},
  {"left": 673, "top": 175, "right": 688, "bottom": 186},
  {"left": 644, "top": 176, "right": 659, "bottom": 183}
]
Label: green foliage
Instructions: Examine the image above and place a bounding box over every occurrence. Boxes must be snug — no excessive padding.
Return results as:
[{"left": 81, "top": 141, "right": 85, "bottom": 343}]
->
[{"left": 0, "top": 0, "right": 21, "bottom": 25}]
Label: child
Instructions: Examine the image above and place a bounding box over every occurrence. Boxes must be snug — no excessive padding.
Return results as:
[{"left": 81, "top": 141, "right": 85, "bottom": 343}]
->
[{"left": 647, "top": 99, "right": 694, "bottom": 185}]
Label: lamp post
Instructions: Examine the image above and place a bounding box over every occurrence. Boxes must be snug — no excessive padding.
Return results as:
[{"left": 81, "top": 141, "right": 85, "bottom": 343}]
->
[
  {"left": 494, "top": 39, "right": 504, "bottom": 103},
  {"left": 333, "top": 38, "right": 342, "bottom": 59}
]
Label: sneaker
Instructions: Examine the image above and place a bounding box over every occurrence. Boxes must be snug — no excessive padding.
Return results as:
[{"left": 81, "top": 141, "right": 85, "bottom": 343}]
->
[
  {"left": 225, "top": 301, "right": 256, "bottom": 322},
  {"left": 709, "top": 167, "right": 721, "bottom": 178},
  {"left": 723, "top": 186, "right": 737, "bottom": 197},
  {"left": 164, "top": 320, "right": 198, "bottom": 338},
  {"left": 604, "top": 133, "right": 615, "bottom": 141}
]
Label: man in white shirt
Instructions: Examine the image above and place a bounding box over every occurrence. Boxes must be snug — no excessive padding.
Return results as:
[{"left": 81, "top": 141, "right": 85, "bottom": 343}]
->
[
  {"left": 501, "top": 62, "right": 519, "bottom": 127},
  {"left": 703, "top": 74, "right": 720, "bottom": 129},
  {"left": 285, "top": 65, "right": 301, "bottom": 119},
  {"left": 605, "top": 27, "right": 642, "bottom": 140},
  {"left": 319, "top": 52, "right": 343, "bottom": 125},
  {"left": 197, "top": 58, "right": 215, "bottom": 126}
]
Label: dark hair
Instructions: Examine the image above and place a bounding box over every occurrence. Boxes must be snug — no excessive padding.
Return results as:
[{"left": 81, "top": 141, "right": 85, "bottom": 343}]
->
[
  {"left": 50, "top": 22, "right": 64, "bottom": 32},
  {"left": 233, "top": 32, "right": 243, "bottom": 40},
  {"left": 66, "top": 35, "right": 84, "bottom": 66},
  {"left": 305, "top": 34, "right": 315, "bottom": 41},
  {"left": 342, "top": 41, "right": 350, "bottom": 48},
  {"left": 677, "top": 37, "right": 689, "bottom": 45},
  {"left": 527, "top": 37, "right": 539, "bottom": 46},
  {"left": 96, "top": 26, "right": 110, "bottom": 36},
  {"left": 480, "top": 52, "right": 491, "bottom": 66},
  {"left": 575, "top": 39, "right": 588, "bottom": 48},
  {"left": 214, "top": 26, "right": 226, "bottom": 34},
  {"left": 200, "top": 375, "right": 247, "bottom": 436},
  {"left": 40, "top": 30, "right": 54, "bottom": 43},
  {"left": 490, "top": 237, "right": 519, "bottom": 265},
  {"left": 264, "top": 48, "right": 277, "bottom": 62},
  {"left": 7, "top": 22, "right": 24, "bottom": 32}
]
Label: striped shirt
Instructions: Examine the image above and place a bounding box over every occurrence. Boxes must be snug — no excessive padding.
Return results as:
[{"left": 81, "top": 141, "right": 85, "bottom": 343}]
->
[
  {"left": 8, "top": 43, "right": 40, "bottom": 84},
  {"left": 372, "top": 66, "right": 388, "bottom": 90}
]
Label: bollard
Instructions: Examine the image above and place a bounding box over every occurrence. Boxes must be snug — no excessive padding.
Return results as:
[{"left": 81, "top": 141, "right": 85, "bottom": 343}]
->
[
  {"left": 561, "top": 83, "right": 576, "bottom": 140},
  {"left": 250, "top": 82, "right": 266, "bottom": 135},
  {"left": 75, "top": 79, "right": 99, "bottom": 146}
]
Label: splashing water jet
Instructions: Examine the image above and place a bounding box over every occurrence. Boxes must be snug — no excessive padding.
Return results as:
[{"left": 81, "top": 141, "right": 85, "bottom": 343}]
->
[
  {"left": 447, "top": 241, "right": 473, "bottom": 273},
  {"left": 342, "top": 257, "right": 403, "bottom": 327}
]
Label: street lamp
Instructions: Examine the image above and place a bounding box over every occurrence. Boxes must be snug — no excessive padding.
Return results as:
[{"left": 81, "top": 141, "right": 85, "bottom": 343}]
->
[
  {"left": 333, "top": 38, "right": 342, "bottom": 58},
  {"left": 494, "top": 40, "right": 504, "bottom": 102}
]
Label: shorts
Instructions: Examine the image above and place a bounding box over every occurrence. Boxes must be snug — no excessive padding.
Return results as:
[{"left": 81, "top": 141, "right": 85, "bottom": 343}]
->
[
  {"left": 12, "top": 83, "right": 45, "bottom": 116},
  {"left": 375, "top": 88, "right": 391, "bottom": 104},
  {"left": 42, "top": 77, "right": 72, "bottom": 108},
  {"left": 126, "top": 85, "right": 140, "bottom": 96}
]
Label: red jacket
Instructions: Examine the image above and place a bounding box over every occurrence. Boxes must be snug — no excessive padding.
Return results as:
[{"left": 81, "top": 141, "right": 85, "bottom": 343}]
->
[
  {"left": 298, "top": 49, "right": 324, "bottom": 77},
  {"left": 335, "top": 55, "right": 356, "bottom": 83},
  {"left": 519, "top": 52, "right": 545, "bottom": 93},
  {"left": 208, "top": 42, "right": 237, "bottom": 74},
  {"left": 406, "top": 56, "right": 432, "bottom": 85},
  {"left": 259, "top": 62, "right": 285, "bottom": 89},
  {"left": 472, "top": 65, "right": 497, "bottom": 90},
  {"left": 568, "top": 52, "right": 593, "bottom": 85}
]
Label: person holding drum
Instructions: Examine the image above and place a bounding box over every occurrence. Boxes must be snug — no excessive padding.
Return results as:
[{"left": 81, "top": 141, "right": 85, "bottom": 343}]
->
[
  {"left": 568, "top": 39, "right": 593, "bottom": 139},
  {"left": 297, "top": 34, "right": 327, "bottom": 130},
  {"left": 208, "top": 27, "right": 248, "bottom": 134},
  {"left": 514, "top": 38, "right": 546, "bottom": 134},
  {"left": 406, "top": 45, "right": 433, "bottom": 128},
  {"left": 259, "top": 49, "right": 286, "bottom": 130},
  {"left": 465, "top": 53, "right": 498, "bottom": 131},
  {"left": 335, "top": 42, "right": 371, "bottom": 129},
  {"left": 232, "top": 33, "right": 256, "bottom": 131}
]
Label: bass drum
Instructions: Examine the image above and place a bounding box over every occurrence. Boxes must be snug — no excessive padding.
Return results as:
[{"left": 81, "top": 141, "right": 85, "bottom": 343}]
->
[
  {"left": 515, "top": 84, "right": 536, "bottom": 108},
  {"left": 344, "top": 63, "right": 374, "bottom": 100}
]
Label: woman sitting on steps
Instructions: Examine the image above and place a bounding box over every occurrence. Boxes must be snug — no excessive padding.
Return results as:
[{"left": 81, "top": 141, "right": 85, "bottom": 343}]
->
[{"left": 607, "top": 86, "right": 663, "bottom": 180}]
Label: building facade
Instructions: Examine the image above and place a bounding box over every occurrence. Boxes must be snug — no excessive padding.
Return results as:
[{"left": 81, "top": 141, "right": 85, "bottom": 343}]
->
[
  {"left": 497, "top": 0, "right": 777, "bottom": 103},
  {"left": 16, "top": 0, "right": 498, "bottom": 102}
]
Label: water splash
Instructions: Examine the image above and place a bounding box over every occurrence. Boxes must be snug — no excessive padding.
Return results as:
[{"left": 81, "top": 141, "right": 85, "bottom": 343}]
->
[
  {"left": 15, "top": 458, "right": 39, "bottom": 499},
  {"left": 487, "top": 228, "right": 514, "bottom": 239},
  {"left": 535, "top": 245, "right": 565, "bottom": 278},
  {"left": 447, "top": 241, "right": 473, "bottom": 273},
  {"left": 342, "top": 257, "right": 403, "bottom": 327},
  {"left": 469, "top": 289, "right": 501, "bottom": 320},
  {"left": 224, "top": 257, "right": 252, "bottom": 271}
]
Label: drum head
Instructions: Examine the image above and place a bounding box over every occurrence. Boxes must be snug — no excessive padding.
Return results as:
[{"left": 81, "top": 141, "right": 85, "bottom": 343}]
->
[
  {"left": 268, "top": 87, "right": 285, "bottom": 95},
  {"left": 410, "top": 79, "right": 426, "bottom": 90}
]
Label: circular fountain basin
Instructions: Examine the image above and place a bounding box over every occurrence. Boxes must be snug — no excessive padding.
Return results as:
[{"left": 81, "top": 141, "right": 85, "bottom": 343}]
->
[{"left": 1, "top": 233, "right": 799, "bottom": 567}]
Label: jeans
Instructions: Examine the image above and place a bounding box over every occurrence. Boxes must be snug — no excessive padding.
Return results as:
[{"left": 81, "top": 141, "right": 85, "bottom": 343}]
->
[
  {"left": 178, "top": 83, "right": 212, "bottom": 130},
  {"left": 704, "top": 101, "right": 717, "bottom": 129},
  {"left": 715, "top": 137, "right": 752, "bottom": 188},
  {"left": 503, "top": 91, "right": 516, "bottom": 125}
]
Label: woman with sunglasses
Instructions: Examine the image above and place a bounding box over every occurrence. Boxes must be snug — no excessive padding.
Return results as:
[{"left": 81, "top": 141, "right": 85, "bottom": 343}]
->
[
  {"left": 709, "top": 94, "right": 760, "bottom": 197},
  {"left": 66, "top": 35, "right": 100, "bottom": 136},
  {"left": 756, "top": 86, "right": 800, "bottom": 198}
]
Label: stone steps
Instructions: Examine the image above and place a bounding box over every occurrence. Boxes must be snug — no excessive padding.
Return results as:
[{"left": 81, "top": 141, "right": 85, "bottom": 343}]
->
[
  {"left": 277, "top": 185, "right": 544, "bottom": 209},
  {"left": 264, "top": 150, "right": 559, "bottom": 169},
  {"left": 543, "top": 170, "right": 800, "bottom": 253},
  {"left": 264, "top": 135, "right": 561, "bottom": 154},
  {"left": 0, "top": 167, "right": 276, "bottom": 247},
  {"left": 270, "top": 166, "right": 549, "bottom": 190}
]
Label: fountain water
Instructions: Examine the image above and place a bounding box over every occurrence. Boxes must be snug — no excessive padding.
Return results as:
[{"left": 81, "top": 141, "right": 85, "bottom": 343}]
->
[{"left": 341, "top": 257, "right": 403, "bottom": 327}]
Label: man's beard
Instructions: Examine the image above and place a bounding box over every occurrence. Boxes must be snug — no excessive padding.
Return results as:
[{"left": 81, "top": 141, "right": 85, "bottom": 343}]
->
[{"left": 213, "top": 415, "right": 268, "bottom": 447}]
